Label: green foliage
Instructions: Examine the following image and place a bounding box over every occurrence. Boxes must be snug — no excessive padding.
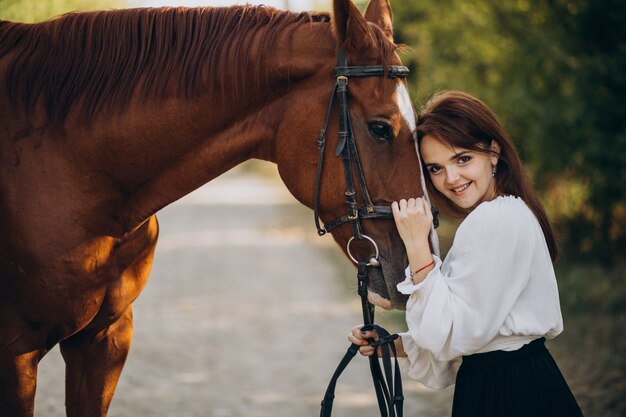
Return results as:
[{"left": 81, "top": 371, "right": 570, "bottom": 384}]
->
[
  {"left": 556, "top": 261, "right": 626, "bottom": 314},
  {"left": 0, "top": 0, "right": 126, "bottom": 22},
  {"left": 391, "top": 0, "right": 626, "bottom": 262}
]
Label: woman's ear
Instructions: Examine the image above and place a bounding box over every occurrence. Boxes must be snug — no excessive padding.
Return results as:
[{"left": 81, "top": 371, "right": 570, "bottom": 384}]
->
[{"left": 490, "top": 140, "right": 501, "bottom": 165}]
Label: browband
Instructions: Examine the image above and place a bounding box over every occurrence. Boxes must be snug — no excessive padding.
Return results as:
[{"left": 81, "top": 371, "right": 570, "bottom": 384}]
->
[{"left": 334, "top": 65, "right": 409, "bottom": 79}]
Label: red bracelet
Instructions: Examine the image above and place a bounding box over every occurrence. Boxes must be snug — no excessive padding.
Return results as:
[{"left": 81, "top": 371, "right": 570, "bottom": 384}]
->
[{"left": 410, "top": 260, "right": 435, "bottom": 278}]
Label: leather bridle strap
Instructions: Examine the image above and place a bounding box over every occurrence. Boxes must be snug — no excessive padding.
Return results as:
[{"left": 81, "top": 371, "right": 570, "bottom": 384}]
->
[
  {"left": 319, "top": 326, "right": 403, "bottom": 417},
  {"left": 320, "top": 262, "right": 404, "bottom": 417},
  {"left": 322, "top": 205, "right": 393, "bottom": 234},
  {"left": 334, "top": 65, "right": 409, "bottom": 79},
  {"left": 313, "top": 82, "right": 338, "bottom": 236},
  {"left": 336, "top": 72, "right": 364, "bottom": 238},
  {"left": 316, "top": 48, "right": 408, "bottom": 417},
  {"left": 313, "top": 48, "right": 409, "bottom": 237}
]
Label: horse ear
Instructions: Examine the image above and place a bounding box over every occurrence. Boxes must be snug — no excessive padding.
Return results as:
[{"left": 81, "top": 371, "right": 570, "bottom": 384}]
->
[
  {"left": 332, "top": 0, "right": 376, "bottom": 51},
  {"left": 364, "top": 0, "right": 394, "bottom": 42}
]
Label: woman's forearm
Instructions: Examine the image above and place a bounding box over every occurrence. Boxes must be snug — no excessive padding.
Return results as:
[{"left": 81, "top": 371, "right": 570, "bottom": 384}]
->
[{"left": 394, "top": 337, "right": 407, "bottom": 357}]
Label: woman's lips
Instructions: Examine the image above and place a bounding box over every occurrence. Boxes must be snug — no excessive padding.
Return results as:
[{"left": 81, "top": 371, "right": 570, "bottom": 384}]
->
[{"left": 451, "top": 182, "right": 471, "bottom": 194}]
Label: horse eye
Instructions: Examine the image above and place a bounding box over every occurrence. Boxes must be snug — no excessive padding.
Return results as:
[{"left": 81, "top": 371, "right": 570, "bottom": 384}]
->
[{"left": 367, "top": 122, "right": 393, "bottom": 143}]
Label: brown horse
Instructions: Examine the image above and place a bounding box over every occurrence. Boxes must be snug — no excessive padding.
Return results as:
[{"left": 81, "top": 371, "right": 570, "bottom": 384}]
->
[{"left": 0, "top": 0, "right": 425, "bottom": 415}]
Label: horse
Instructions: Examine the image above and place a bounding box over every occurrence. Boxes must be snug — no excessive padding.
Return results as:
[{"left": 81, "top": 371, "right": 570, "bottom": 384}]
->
[{"left": 0, "top": 1, "right": 426, "bottom": 415}]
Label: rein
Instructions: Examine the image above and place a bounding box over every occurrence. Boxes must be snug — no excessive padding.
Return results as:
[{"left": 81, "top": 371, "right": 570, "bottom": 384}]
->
[
  {"left": 319, "top": 262, "right": 404, "bottom": 417},
  {"left": 314, "top": 48, "right": 409, "bottom": 417}
]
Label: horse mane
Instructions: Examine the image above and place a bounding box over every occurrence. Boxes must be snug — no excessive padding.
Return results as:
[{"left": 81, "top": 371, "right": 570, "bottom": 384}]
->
[{"left": 0, "top": 6, "right": 337, "bottom": 126}]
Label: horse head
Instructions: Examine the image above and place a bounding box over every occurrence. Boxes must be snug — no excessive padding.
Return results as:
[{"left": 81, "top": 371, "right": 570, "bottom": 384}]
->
[{"left": 274, "top": 0, "right": 425, "bottom": 310}]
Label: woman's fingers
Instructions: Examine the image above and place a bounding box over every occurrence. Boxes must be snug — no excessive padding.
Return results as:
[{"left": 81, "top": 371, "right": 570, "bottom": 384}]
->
[
  {"left": 359, "top": 345, "right": 377, "bottom": 356},
  {"left": 391, "top": 201, "right": 399, "bottom": 216},
  {"left": 393, "top": 197, "right": 429, "bottom": 218},
  {"left": 392, "top": 197, "right": 434, "bottom": 242},
  {"left": 348, "top": 326, "right": 379, "bottom": 357},
  {"left": 349, "top": 326, "right": 378, "bottom": 341},
  {"left": 349, "top": 326, "right": 366, "bottom": 345}
]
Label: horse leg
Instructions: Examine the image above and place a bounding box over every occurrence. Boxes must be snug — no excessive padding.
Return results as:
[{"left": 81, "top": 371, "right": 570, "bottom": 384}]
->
[
  {"left": 59, "top": 306, "right": 133, "bottom": 417},
  {"left": 0, "top": 349, "right": 43, "bottom": 417}
]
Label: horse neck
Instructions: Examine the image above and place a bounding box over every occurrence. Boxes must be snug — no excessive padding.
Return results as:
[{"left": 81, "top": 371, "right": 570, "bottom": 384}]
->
[{"left": 107, "top": 21, "right": 337, "bottom": 232}]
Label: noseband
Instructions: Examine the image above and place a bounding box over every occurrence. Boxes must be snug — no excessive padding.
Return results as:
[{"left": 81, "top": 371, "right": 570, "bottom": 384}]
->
[{"left": 315, "top": 48, "right": 409, "bottom": 417}]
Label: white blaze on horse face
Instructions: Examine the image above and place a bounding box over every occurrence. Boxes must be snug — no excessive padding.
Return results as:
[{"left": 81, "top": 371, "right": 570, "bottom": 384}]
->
[
  {"left": 395, "top": 81, "right": 441, "bottom": 256},
  {"left": 396, "top": 82, "right": 416, "bottom": 133}
]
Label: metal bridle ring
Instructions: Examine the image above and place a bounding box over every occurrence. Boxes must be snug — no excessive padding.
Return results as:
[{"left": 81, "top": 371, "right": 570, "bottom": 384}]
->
[{"left": 346, "top": 235, "right": 380, "bottom": 266}]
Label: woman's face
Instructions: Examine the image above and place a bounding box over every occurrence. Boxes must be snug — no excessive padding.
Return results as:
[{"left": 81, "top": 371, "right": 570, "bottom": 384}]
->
[{"left": 420, "top": 135, "right": 500, "bottom": 210}]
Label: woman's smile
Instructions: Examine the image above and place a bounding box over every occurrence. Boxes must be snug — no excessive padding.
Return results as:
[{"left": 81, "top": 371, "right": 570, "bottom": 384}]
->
[{"left": 451, "top": 182, "right": 471, "bottom": 194}]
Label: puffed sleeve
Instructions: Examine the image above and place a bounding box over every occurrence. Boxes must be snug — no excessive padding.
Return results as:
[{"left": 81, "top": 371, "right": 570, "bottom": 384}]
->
[{"left": 396, "top": 198, "right": 536, "bottom": 388}]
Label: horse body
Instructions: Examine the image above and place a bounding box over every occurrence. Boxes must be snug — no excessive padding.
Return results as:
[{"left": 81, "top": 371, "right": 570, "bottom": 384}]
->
[{"left": 0, "top": 1, "right": 423, "bottom": 416}]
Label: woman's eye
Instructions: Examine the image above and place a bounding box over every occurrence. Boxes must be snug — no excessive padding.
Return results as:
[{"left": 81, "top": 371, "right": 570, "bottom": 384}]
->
[
  {"left": 458, "top": 155, "right": 471, "bottom": 164},
  {"left": 429, "top": 165, "right": 442, "bottom": 174},
  {"left": 367, "top": 122, "right": 393, "bottom": 143}
]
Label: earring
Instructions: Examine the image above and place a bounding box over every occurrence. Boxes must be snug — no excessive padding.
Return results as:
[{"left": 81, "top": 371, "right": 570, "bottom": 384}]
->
[{"left": 492, "top": 165, "right": 497, "bottom": 177}]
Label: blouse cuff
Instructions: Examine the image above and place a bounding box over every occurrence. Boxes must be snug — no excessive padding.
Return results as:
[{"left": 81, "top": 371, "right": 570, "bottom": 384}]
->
[{"left": 396, "top": 255, "right": 442, "bottom": 295}]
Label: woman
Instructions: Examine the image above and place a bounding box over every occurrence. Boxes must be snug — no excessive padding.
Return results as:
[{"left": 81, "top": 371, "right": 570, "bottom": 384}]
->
[{"left": 349, "top": 91, "right": 583, "bottom": 417}]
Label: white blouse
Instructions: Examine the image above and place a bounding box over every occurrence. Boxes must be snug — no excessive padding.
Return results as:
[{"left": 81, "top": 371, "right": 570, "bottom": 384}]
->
[{"left": 396, "top": 196, "right": 563, "bottom": 390}]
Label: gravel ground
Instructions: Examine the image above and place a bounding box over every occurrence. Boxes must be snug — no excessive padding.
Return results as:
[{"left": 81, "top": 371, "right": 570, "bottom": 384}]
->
[{"left": 34, "top": 163, "right": 454, "bottom": 417}]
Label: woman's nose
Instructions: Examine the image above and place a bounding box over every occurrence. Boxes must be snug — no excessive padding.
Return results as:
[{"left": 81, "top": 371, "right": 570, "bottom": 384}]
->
[{"left": 445, "top": 167, "right": 460, "bottom": 184}]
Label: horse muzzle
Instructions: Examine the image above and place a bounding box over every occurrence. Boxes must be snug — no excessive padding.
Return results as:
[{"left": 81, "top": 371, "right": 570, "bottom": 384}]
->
[{"left": 366, "top": 253, "right": 409, "bottom": 310}]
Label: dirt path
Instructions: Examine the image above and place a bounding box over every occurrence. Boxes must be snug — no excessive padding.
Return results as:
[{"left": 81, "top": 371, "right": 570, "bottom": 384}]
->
[{"left": 34, "top": 163, "right": 453, "bottom": 417}]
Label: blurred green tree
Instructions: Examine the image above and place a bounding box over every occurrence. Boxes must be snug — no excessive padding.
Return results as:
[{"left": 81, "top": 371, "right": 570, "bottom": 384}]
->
[
  {"left": 387, "top": 0, "right": 626, "bottom": 263},
  {"left": 0, "top": 0, "right": 125, "bottom": 22}
]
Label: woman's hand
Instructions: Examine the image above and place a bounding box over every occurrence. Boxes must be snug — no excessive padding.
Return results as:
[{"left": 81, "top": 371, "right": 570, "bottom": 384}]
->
[
  {"left": 391, "top": 197, "right": 433, "bottom": 248},
  {"left": 348, "top": 325, "right": 408, "bottom": 358},
  {"left": 347, "top": 325, "right": 379, "bottom": 357}
]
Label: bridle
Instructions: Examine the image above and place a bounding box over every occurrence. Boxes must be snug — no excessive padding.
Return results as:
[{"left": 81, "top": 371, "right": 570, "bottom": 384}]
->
[
  {"left": 313, "top": 48, "right": 409, "bottom": 247},
  {"left": 314, "top": 48, "right": 409, "bottom": 417}
]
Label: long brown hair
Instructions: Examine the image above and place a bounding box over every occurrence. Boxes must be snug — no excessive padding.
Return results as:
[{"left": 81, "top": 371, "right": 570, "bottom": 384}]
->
[{"left": 416, "top": 91, "right": 558, "bottom": 261}]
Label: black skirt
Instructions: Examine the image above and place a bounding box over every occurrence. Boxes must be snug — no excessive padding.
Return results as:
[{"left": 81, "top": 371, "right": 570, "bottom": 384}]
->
[{"left": 451, "top": 338, "right": 584, "bottom": 417}]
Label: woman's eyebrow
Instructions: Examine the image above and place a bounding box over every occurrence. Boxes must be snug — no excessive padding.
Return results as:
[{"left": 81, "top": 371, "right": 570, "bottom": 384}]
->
[
  {"left": 424, "top": 151, "right": 471, "bottom": 167},
  {"left": 450, "top": 151, "right": 470, "bottom": 161}
]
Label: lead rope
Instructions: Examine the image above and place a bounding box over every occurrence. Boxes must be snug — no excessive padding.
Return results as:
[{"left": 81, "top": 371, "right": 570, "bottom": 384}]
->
[{"left": 320, "top": 261, "right": 403, "bottom": 417}]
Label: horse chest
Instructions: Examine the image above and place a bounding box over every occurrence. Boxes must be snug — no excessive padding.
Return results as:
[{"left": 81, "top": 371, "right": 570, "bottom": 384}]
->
[
  {"left": 2, "top": 217, "right": 158, "bottom": 342},
  {"left": 59, "top": 217, "right": 159, "bottom": 331}
]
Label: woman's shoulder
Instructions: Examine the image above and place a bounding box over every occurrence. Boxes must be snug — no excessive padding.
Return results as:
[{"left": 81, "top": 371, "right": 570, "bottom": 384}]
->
[
  {"left": 471, "top": 195, "right": 531, "bottom": 219},
  {"left": 457, "top": 195, "right": 535, "bottom": 237}
]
